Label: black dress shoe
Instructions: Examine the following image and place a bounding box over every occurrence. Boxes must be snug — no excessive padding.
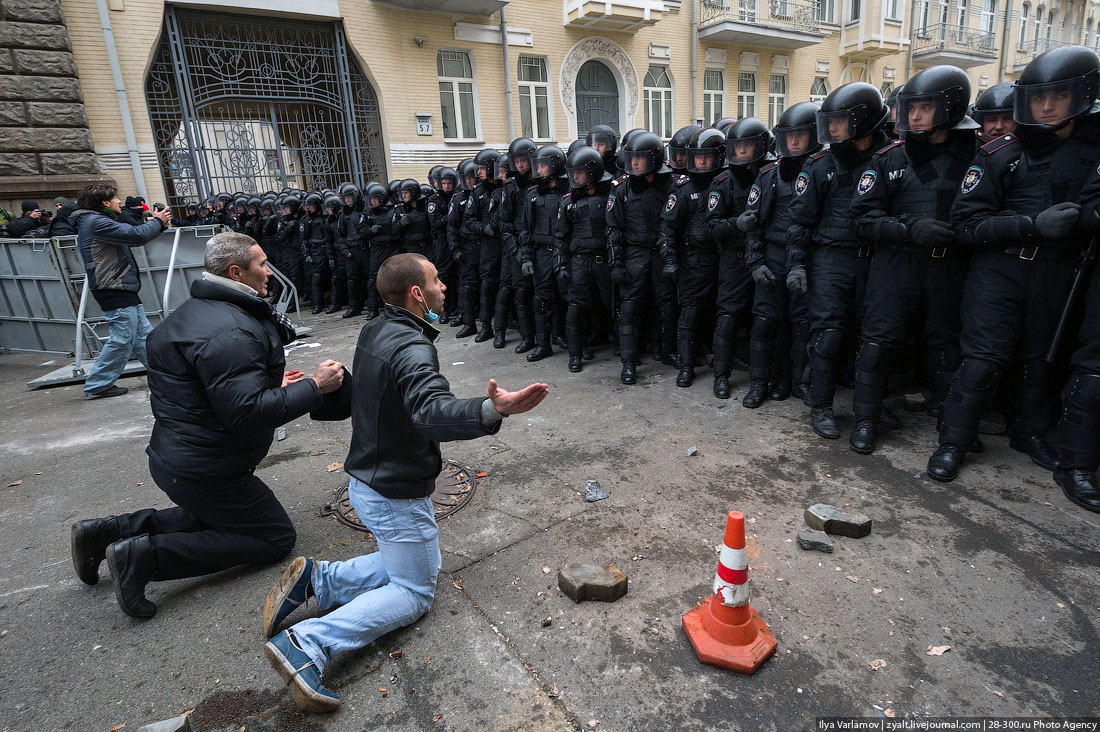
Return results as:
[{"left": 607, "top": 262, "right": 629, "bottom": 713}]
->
[
  {"left": 324, "top": 304, "right": 341, "bottom": 314},
  {"left": 879, "top": 407, "right": 902, "bottom": 429},
  {"left": 620, "top": 362, "right": 637, "bottom": 385},
  {"left": 730, "top": 356, "right": 749, "bottom": 372},
  {"left": 311, "top": 305, "right": 322, "bottom": 314},
  {"left": 437, "top": 312, "right": 451, "bottom": 325},
  {"left": 71, "top": 516, "right": 120, "bottom": 586},
  {"left": 792, "top": 382, "right": 811, "bottom": 406},
  {"left": 474, "top": 326, "right": 494, "bottom": 343},
  {"left": 582, "top": 348, "right": 594, "bottom": 361},
  {"left": 553, "top": 335, "right": 568, "bottom": 350},
  {"left": 106, "top": 536, "right": 158, "bottom": 619},
  {"left": 526, "top": 345, "right": 553, "bottom": 362},
  {"left": 341, "top": 308, "right": 362, "bottom": 319},
  {"left": 568, "top": 355, "right": 583, "bottom": 373},
  {"left": 676, "top": 366, "right": 695, "bottom": 388},
  {"left": 1009, "top": 435, "right": 1060, "bottom": 471},
  {"left": 849, "top": 418, "right": 877, "bottom": 454},
  {"left": 493, "top": 332, "right": 506, "bottom": 349},
  {"left": 742, "top": 380, "right": 767, "bottom": 409},
  {"left": 770, "top": 380, "right": 791, "bottom": 402},
  {"left": 1055, "top": 468, "right": 1100, "bottom": 512},
  {"left": 655, "top": 352, "right": 679, "bottom": 367},
  {"left": 968, "top": 436, "right": 985, "bottom": 454},
  {"left": 449, "top": 315, "right": 464, "bottom": 328},
  {"left": 713, "top": 375, "right": 730, "bottom": 399},
  {"left": 514, "top": 338, "right": 535, "bottom": 354},
  {"left": 455, "top": 323, "right": 478, "bottom": 338},
  {"left": 927, "top": 444, "right": 965, "bottom": 482},
  {"left": 810, "top": 407, "right": 840, "bottom": 439}
]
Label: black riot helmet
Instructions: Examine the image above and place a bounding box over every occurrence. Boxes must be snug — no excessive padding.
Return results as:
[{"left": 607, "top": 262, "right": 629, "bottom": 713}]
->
[
  {"left": 1014, "top": 45, "right": 1100, "bottom": 128},
  {"left": 507, "top": 137, "right": 537, "bottom": 177},
  {"left": 186, "top": 202, "right": 199, "bottom": 214},
  {"left": 246, "top": 195, "right": 262, "bottom": 212},
  {"left": 494, "top": 153, "right": 511, "bottom": 181},
  {"left": 567, "top": 146, "right": 611, "bottom": 189},
  {"left": 474, "top": 148, "right": 502, "bottom": 182},
  {"left": 972, "top": 82, "right": 1015, "bottom": 132},
  {"left": 438, "top": 166, "right": 459, "bottom": 192},
  {"left": 585, "top": 124, "right": 618, "bottom": 167},
  {"left": 533, "top": 145, "right": 567, "bottom": 180},
  {"left": 303, "top": 191, "right": 323, "bottom": 212},
  {"left": 260, "top": 196, "right": 275, "bottom": 214},
  {"left": 364, "top": 182, "right": 388, "bottom": 208},
  {"left": 726, "top": 117, "right": 775, "bottom": 166},
  {"left": 667, "top": 125, "right": 699, "bottom": 173},
  {"left": 616, "top": 128, "right": 645, "bottom": 172},
  {"left": 338, "top": 181, "right": 361, "bottom": 206},
  {"left": 457, "top": 159, "right": 478, "bottom": 190},
  {"left": 686, "top": 128, "right": 727, "bottom": 174},
  {"left": 624, "top": 131, "right": 672, "bottom": 176},
  {"left": 885, "top": 84, "right": 903, "bottom": 115},
  {"left": 774, "top": 101, "right": 823, "bottom": 158},
  {"left": 566, "top": 139, "right": 587, "bottom": 156},
  {"left": 399, "top": 179, "right": 422, "bottom": 202},
  {"left": 216, "top": 192, "right": 232, "bottom": 209},
  {"left": 713, "top": 117, "right": 737, "bottom": 134},
  {"left": 386, "top": 180, "right": 401, "bottom": 204},
  {"left": 420, "top": 184, "right": 434, "bottom": 199},
  {"left": 895, "top": 65, "right": 977, "bottom": 134},
  {"left": 233, "top": 194, "right": 248, "bottom": 212},
  {"left": 428, "top": 165, "right": 444, "bottom": 190},
  {"left": 282, "top": 193, "right": 301, "bottom": 216},
  {"left": 816, "top": 82, "right": 890, "bottom": 144},
  {"left": 323, "top": 194, "right": 341, "bottom": 214}
]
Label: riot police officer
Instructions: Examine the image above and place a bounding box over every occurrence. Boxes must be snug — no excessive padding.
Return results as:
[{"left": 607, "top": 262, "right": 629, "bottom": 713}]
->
[
  {"left": 738, "top": 103, "right": 820, "bottom": 410},
  {"left": 459, "top": 149, "right": 504, "bottom": 341},
  {"left": 557, "top": 146, "right": 614, "bottom": 372},
  {"left": 338, "top": 182, "right": 368, "bottom": 318},
  {"left": 928, "top": 46, "right": 1100, "bottom": 481},
  {"left": 393, "top": 178, "right": 433, "bottom": 260},
  {"left": 497, "top": 138, "right": 538, "bottom": 352},
  {"left": 323, "top": 194, "right": 347, "bottom": 314},
  {"left": 276, "top": 193, "right": 305, "bottom": 304},
  {"left": 667, "top": 125, "right": 699, "bottom": 175},
  {"left": 488, "top": 154, "right": 514, "bottom": 343},
  {"left": 519, "top": 145, "right": 569, "bottom": 361},
  {"left": 849, "top": 65, "right": 979, "bottom": 454},
  {"left": 447, "top": 159, "right": 481, "bottom": 332},
  {"left": 586, "top": 125, "right": 620, "bottom": 177},
  {"left": 971, "top": 82, "right": 1017, "bottom": 143},
  {"left": 428, "top": 166, "right": 459, "bottom": 322},
  {"left": 788, "top": 82, "right": 890, "bottom": 439},
  {"left": 300, "top": 192, "right": 330, "bottom": 313},
  {"left": 607, "top": 132, "right": 676, "bottom": 384},
  {"left": 361, "top": 181, "right": 401, "bottom": 320}
]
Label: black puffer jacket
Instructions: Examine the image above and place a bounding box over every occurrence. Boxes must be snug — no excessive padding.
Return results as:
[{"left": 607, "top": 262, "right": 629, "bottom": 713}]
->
[
  {"left": 344, "top": 304, "right": 499, "bottom": 498},
  {"left": 145, "top": 278, "right": 322, "bottom": 477}
]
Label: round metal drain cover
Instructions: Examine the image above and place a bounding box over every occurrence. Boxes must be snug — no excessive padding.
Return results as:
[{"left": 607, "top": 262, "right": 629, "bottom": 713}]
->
[{"left": 320, "top": 460, "right": 478, "bottom": 533}]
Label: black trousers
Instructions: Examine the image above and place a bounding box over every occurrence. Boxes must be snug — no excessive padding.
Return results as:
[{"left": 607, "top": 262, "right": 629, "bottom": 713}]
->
[
  {"left": 753, "top": 241, "right": 808, "bottom": 322},
  {"left": 328, "top": 251, "right": 348, "bottom": 307},
  {"left": 115, "top": 458, "right": 297, "bottom": 582},
  {"left": 368, "top": 244, "right": 402, "bottom": 310},
  {"left": 345, "top": 247, "right": 370, "bottom": 308}
]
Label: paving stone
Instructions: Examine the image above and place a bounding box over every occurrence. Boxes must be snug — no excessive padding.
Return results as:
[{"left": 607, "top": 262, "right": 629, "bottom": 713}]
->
[
  {"left": 903, "top": 392, "right": 927, "bottom": 413},
  {"left": 804, "top": 503, "right": 872, "bottom": 539},
  {"left": 137, "top": 715, "right": 191, "bottom": 732},
  {"left": 796, "top": 529, "right": 834, "bottom": 553},
  {"left": 558, "top": 563, "right": 628, "bottom": 603}
]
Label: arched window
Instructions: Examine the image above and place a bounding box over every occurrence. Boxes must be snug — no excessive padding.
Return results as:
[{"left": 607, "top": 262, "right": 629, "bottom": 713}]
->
[
  {"left": 809, "top": 77, "right": 829, "bottom": 102},
  {"left": 981, "top": 0, "right": 996, "bottom": 35},
  {"left": 1085, "top": 16, "right": 1093, "bottom": 47},
  {"left": 643, "top": 66, "right": 673, "bottom": 138},
  {"left": 576, "top": 60, "right": 620, "bottom": 134}
]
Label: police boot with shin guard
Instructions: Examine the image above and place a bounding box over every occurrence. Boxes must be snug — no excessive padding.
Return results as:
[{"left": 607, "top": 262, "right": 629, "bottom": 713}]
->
[
  {"left": 743, "top": 316, "right": 776, "bottom": 409},
  {"left": 1055, "top": 373, "right": 1100, "bottom": 511},
  {"left": 526, "top": 298, "right": 554, "bottom": 362},
  {"left": 676, "top": 307, "right": 698, "bottom": 388}
]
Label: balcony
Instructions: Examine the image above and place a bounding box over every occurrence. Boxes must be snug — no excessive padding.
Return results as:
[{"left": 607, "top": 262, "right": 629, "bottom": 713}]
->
[
  {"left": 912, "top": 23, "right": 998, "bottom": 68},
  {"left": 697, "top": 0, "right": 825, "bottom": 50},
  {"left": 1012, "top": 37, "right": 1079, "bottom": 72},
  {"left": 372, "top": 0, "right": 509, "bottom": 15},
  {"left": 563, "top": 0, "right": 665, "bottom": 32}
]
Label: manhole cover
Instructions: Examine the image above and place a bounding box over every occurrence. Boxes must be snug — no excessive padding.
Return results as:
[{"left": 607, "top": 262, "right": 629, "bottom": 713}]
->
[{"left": 319, "top": 460, "right": 478, "bottom": 533}]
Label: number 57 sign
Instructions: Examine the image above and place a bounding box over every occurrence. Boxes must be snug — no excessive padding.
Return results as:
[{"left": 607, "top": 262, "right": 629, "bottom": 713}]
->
[{"left": 416, "top": 114, "right": 432, "bottom": 136}]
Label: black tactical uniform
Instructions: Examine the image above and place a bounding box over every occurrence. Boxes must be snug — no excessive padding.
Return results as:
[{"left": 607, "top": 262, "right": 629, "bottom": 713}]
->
[
  {"left": 275, "top": 195, "right": 305, "bottom": 302},
  {"left": 394, "top": 179, "right": 433, "bottom": 261},
  {"left": 498, "top": 139, "right": 537, "bottom": 352},
  {"left": 323, "top": 196, "right": 347, "bottom": 313},
  {"left": 361, "top": 189, "right": 401, "bottom": 319},
  {"left": 338, "top": 183, "right": 368, "bottom": 318},
  {"left": 427, "top": 169, "right": 458, "bottom": 322},
  {"left": 299, "top": 193, "right": 330, "bottom": 313},
  {"left": 518, "top": 145, "right": 568, "bottom": 361},
  {"left": 448, "top": 160, "right": 481, "bottom": 333},
  {"left": 487, "top": 157, "right": 512, "bottom": 343},
  {"left": 458, "top": 149, "right": 503, "bottom": 341}
]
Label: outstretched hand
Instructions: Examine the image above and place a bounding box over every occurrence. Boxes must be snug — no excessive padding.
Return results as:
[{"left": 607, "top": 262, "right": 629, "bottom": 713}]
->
[{"left": 487, "top": 378, "right": 549, "bottom": 416}]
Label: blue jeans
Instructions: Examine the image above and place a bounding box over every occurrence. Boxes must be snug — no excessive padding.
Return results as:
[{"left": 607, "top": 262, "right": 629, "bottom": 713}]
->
[
  {"left": 84, "top": 304, "right": 152, "bottom": 394},
  {"left": 291, "top": 477, "right": 440, "bottom": 672}
]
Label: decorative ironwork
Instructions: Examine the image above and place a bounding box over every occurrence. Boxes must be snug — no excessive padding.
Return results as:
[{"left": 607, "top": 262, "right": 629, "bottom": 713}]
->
[
  {"left": 698, "top": 0, "right": 822, "bottom": 33},
  {"left": 319, "top": 461, "right": 479, "bottom": 534},
  {"left": 913, "top": 23, "right": 997, "bottom": 58},
  {"left": 144, "top": 8, "right": 386, "bottom": 209}
]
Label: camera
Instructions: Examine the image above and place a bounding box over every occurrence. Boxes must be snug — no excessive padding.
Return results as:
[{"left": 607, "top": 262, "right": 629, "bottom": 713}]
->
[{"left": 154, "top": 203, "right": 166, "bottom": 211}]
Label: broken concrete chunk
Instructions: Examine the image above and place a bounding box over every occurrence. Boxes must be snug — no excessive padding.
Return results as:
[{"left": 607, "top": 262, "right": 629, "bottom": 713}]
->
[
  {"left": 558, "top": 564, "right": 628, "bottom": 603},
  {"left": 138, "top": 716, "right": 192, "bottom": 732},
  {"left": 585, "top": 480, "right": 609, "bottom": 502},
  {"left": 796, "top": 529, "right": 835, "bottom": 553},
  {"left": 903, "top": 392, "right": 927, "bottom": 413},
  {"left": 804, "top": 504, "right": 872, "bottom": 538}
]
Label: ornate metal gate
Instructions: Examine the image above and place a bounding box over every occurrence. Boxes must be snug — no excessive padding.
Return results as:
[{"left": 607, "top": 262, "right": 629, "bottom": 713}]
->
[{"left": 145, "top": 7, "right": 385, "bottom": 208}]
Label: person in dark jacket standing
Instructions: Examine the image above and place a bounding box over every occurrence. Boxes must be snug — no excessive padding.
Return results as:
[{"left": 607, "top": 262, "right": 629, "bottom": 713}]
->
[
  {"left": 261, "top": 253, "right": 547, "bottom": 712},
  {"left": 69, "top": 232, "right": 345, "bottom": 619},
  {"left": 117, "top": 196, "right": 147, "bottom": 226},
  {"left": 6, "top": 200, "right": 44, "bottom": 238},
  {"left": 71, "top": 184, "right": 172, "bottom": 398}
]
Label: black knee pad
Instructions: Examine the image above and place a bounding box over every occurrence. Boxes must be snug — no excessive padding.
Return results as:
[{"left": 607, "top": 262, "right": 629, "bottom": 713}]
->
[
  {"left": 678, "top": 305, "right": 699, "bottom": 330},
  {"left": 750, "top": 316, "right": 778, "bottom": 342},
  {"left": 714, "top": 313, "right": 737, "bottom": 339},
  {"left": 955, "top": 357, "right": 1001, "bottom": 391},
  {"left": 810, "top": 328, "right": 844, "bottom": 360},
  {"left": 855, "top": 340, "right": 892, "bottom": 375}
]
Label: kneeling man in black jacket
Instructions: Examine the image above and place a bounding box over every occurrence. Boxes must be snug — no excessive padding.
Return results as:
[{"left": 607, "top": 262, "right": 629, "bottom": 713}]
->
[
  {"left": 70, "top": 232, "right": 345, "bottom": 619},
  {"left": 261, "top": 252, "right": 549, "bottom": 712}
]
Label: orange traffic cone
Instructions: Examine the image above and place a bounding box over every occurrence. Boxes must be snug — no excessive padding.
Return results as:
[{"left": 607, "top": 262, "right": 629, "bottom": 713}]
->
[{"left": 682, "top": 510, "right": 777, "bottom": 674}]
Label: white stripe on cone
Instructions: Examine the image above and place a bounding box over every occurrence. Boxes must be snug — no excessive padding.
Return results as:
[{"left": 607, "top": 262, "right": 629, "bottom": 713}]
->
[{"left": 719, "top": 545, "right": 747, "bottom": 572}]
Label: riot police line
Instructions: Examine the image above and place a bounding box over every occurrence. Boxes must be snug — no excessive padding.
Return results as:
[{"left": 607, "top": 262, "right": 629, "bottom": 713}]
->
[{"left": 189, "top": 46, "right": 1100, "bottom": 515}]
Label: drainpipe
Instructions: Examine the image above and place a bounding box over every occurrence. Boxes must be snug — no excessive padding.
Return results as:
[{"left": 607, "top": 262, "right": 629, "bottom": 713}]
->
[
  {"left": 905, "top": 0, "right": 918, "bottom": 79},
  {"left": 95, "top": 0, "right": 148, "bottom": 200},
  {"left": 998, "top": 3, "right": 1013, "bottom": 82},
  {"left": 499, "top": 8, "right": 515, "bottom": 139},
  {"left": 691, "top": 0, "right": 698, "bottom": 122}
]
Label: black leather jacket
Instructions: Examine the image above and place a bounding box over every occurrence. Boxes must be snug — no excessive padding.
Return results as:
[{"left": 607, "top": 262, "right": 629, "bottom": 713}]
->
[{"left": 344, "top": 304, "right": 500, "bottom": 498}]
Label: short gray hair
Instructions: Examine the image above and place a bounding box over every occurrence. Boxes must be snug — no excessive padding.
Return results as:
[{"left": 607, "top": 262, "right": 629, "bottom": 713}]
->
[{"left": 204, "top": 232, "right": 258, "bottom": 277}]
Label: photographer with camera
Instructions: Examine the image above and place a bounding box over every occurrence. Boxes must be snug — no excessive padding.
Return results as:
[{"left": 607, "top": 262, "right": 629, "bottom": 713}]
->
[{"left": 7, "top": 200, "right": 44, "bottom": 238}]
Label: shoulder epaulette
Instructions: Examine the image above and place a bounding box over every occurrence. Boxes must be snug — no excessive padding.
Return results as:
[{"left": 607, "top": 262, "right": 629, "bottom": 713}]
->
[
  {"left": 613, "top": 174, "right": 628, "bottom": 186},
  {"left": 979, "top": 133, "right": 1017, "bottom": 156},
  {"left": 526, "top": 184, "right": 538, "bottom": 193},
  {"left": 809, "top": 150, "right": 831, "bottom": 162},
  {"left": 876, "top": 140, "right": 905, "bottom": 155},
  {"left": 675, "top": 175, "right": 692, "bottom": 187},
  {"left": 760, "top": 162, "right": 779, "bottom": 174},
  {"left": 715, "top": 170, "right": 732, "bottom": 182},
  {"left": 561, "top": 192, "right": 572, "bottom": 200}
]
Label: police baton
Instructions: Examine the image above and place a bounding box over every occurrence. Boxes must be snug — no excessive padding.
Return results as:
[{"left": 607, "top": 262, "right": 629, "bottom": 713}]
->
[{"left": 1045, "top": 235, "right": 1098, "bottom": 363}]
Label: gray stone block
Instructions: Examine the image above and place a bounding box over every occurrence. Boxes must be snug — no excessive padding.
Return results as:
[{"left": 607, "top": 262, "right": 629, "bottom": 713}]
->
[
  {"left": 0, "top": 21, "right": 71, "bottom": 50},
  {"left": 558, "top": 564, "right": 628, "bottom": 603},
  {"left": 0, "top": 0, "right": 65, "bottom": 24},
  {"left": 0, "top": 75, "right": 81, "bottom": 102},
  {"left": 40, "top": 152, "right": 99, "bottom": 175},
  {"left": 796, "top": 529, "right": 834, "bottom": 553},
  {"left": 27, "top": 101, "right": 87, "bottom": 127},
  {"left": 0, "top": 152, "right": 39, "bottom": 176},
  {"left": 137, "top": 715, "right": 192, "bottom": 732},
  {"left": 0, "top": 49, "right": 13, "bottom": 73},
  {"left": 0, "top": 102, "right": 26, "bottom": 125},
  {"left": 804, "top": 503, "right": 872, "bottom": 538},
  {"left": 903, "top": 392, "right": 927, "bottom": 413},
  {"left": 13, "top": 49, "right": 77, "bottom": 77},
  {"left": 0, "top": 127, "right": 92, "bottom": 152}
]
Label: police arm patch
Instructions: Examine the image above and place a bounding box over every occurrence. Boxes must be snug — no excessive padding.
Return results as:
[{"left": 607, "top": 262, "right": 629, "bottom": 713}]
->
[
  {"left": 794, "top": 172, "right": 810, "bottom": 196},
  {"left": 857, "top": 170, "right": 876, "bottom": 196},
  {"left": 707, "top": 191, "right": 721, "bottom": 212},
  {"left": 960, "top": 166, "right": 983, "bottom": 195},
  {"left": 747, "top": 184, "right": 761, "bottom": 206},
  {"left": 606, "top": 193, "right": 616, "bottom": 212},
  {"left": 665, "top": 193, "right": 678, "bottom": 212}
]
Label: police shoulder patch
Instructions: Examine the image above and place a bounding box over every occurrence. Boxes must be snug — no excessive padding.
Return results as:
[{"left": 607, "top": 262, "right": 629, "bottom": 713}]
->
[
  {"left": 607, "top": 193, "right": 616, "bottom": 212},
  {"left": 960, "top": 165, "right": 983, "bottom": 194},
  {"left": 707, "top": 191, "right": 721, "bottom": 211},
  {"left": 747, "top": 184, "right": 761, "bottom": 206},
  {"left": 428, "top": 202, "right": 436, "bottom": 213},
  {"left": 794, "top": 172, "right": 810, "bottom": 196},
  {"left": 857, "top": 170, "right": 877, "bottom": 196},
  {"left": 665, "top": 193, "right": 678, "bottom": 212}
]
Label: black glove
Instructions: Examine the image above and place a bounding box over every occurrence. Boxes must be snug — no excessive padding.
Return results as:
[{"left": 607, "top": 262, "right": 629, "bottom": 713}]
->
[
  {"left": 611, "top": 263, "right": 628, "bottom": 285},
  {"left": 1035, "top": 202, "right": 1082, "bottom": 239},
  {"left": 483, "top": 224, "right": 494, "bottom": 236},
  {"left": 736, "top": 211, "right": 758, "bottom": 233},
  {"left": 370, "top": 225, "right": 382, "bottom": 235},
  {"left": 554, "top": 256, "right": 569, "bottom": 286},
  {"left": 328, "top": 258, "right": 336, "bottom": 269},
  {"left": 751, "top": 264, "right": 776, "bottom": 286},
  {"left": 662, "top": 260, "right": 678, "bottom": 280},
  {"left": 304, "top": 255, "right": 313, "bottom": 264},
  {"left": 400, "top": 215, "right": 411, "bottom": 227},
  {"left": 452, "top": 248, "right": 464, "bottom": 263},
  {"left": 909, "top": 219, "right": 954, "bottom": 248},
  {"left": 713, "top": 220, "right": 734, "bottom": 243},
  {"left": 521, "top": 260, "right": 534, "bottom": 277},
  {"left": 786, "top": 264, "right": 807, "bottom": 293}
]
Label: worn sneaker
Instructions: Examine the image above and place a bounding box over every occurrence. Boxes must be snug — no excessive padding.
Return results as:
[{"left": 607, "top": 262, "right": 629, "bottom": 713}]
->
[
  {"left": 263, "top": 556, "right": 314, "bottom": 638},
  {"left": 264, "top": 630, "right": 340, "bottom": 712},
  {"left": 85, "top": 385, "right": 128, "bottom": 399}
]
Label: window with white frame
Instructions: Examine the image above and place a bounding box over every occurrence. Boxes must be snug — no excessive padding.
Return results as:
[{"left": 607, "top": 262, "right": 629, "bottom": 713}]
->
[
  {"left": 880, "top": 81, "right": 894, "bottom": 96},
  {"left": 956, "top": 0, "right": 967, "bottom": 35},
  {"left": 703, "top": 69, "right": 725, "bottom": 125},
  {"left": 768, "top": 74, "right": 787, "bottom": 125},
  {"left": 885, "top": 0, "right": 902, "bottom": 21},
  {"left": 1045, "top": 10, "right": 1055, "bottom": 40},
  {"left": 517, "top": 56, "right": 550, "bottom": 140},
  {"left": 816, "top": 0, "right": 835, "bottom": 22},
  {"left": 643, "top": 66, "right": 674, "bottom": 139},
  {"left": 917, "top": 0, "right": 931, "bottom": 32},
  {"left": 737, "top": 72, "right": 757, "bottom": 118},
  {"left": 1019, "top": 3, "right": 1031, "bottom": 47},
  {"left": 850, "top": 0, "right": 861, "bottom": 21},
  {"left": 437, "top": 50, "right": 478, "bottom": 140},
  {"left": 1034, "top": 5, "right": 1044, "bottom": 46},
  {"left": 1085, "top": 16, "right": 1094, "bottom": 47},
  {"left": 809, "top": 77, "right": 829, "bottom": 102},
  {"left": 981, "top": 0, "right": 996, "bottom": 34}
]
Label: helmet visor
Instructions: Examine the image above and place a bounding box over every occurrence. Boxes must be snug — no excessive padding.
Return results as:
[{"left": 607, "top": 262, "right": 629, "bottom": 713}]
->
[
  {"left": 511, "top": 151, "right": 532, "bottom": 175},
  {"left": 588, "top": 132, "right": 616, "bottom": 155},
  {"left": 726, "top": 134, "right": 767, "bottom": 165},
  {"left": 666, "top": 144, "right": 689, "bottom": 171},
  {"left": 775, "top": 124, "right": 818, "bottom": 157},
  {"left": 895, "top": 93, "right": 951, "bottom": 132},
  {"left": 816, "top": 110, "right": 860, "bottom": 144},
  {"left": 1013, "top": 78, "right": 1093, "bottom": 126},
  {"left": 493, "top": 159, "right": 510, "bottom": 179},
  {"left": 568, "top": 165, "right": 592, "bottom": 187},
  {"left": 686, "top": 146, "right": 722, "bottom": 174},
  {"left": 627, "top": 150, "right": 658, "bottom": 176}
]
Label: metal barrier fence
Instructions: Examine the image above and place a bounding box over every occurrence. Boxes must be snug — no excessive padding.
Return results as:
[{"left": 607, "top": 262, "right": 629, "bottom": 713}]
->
[{"left": 0, "top": 226, "right": 307, "bottom": 389}]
